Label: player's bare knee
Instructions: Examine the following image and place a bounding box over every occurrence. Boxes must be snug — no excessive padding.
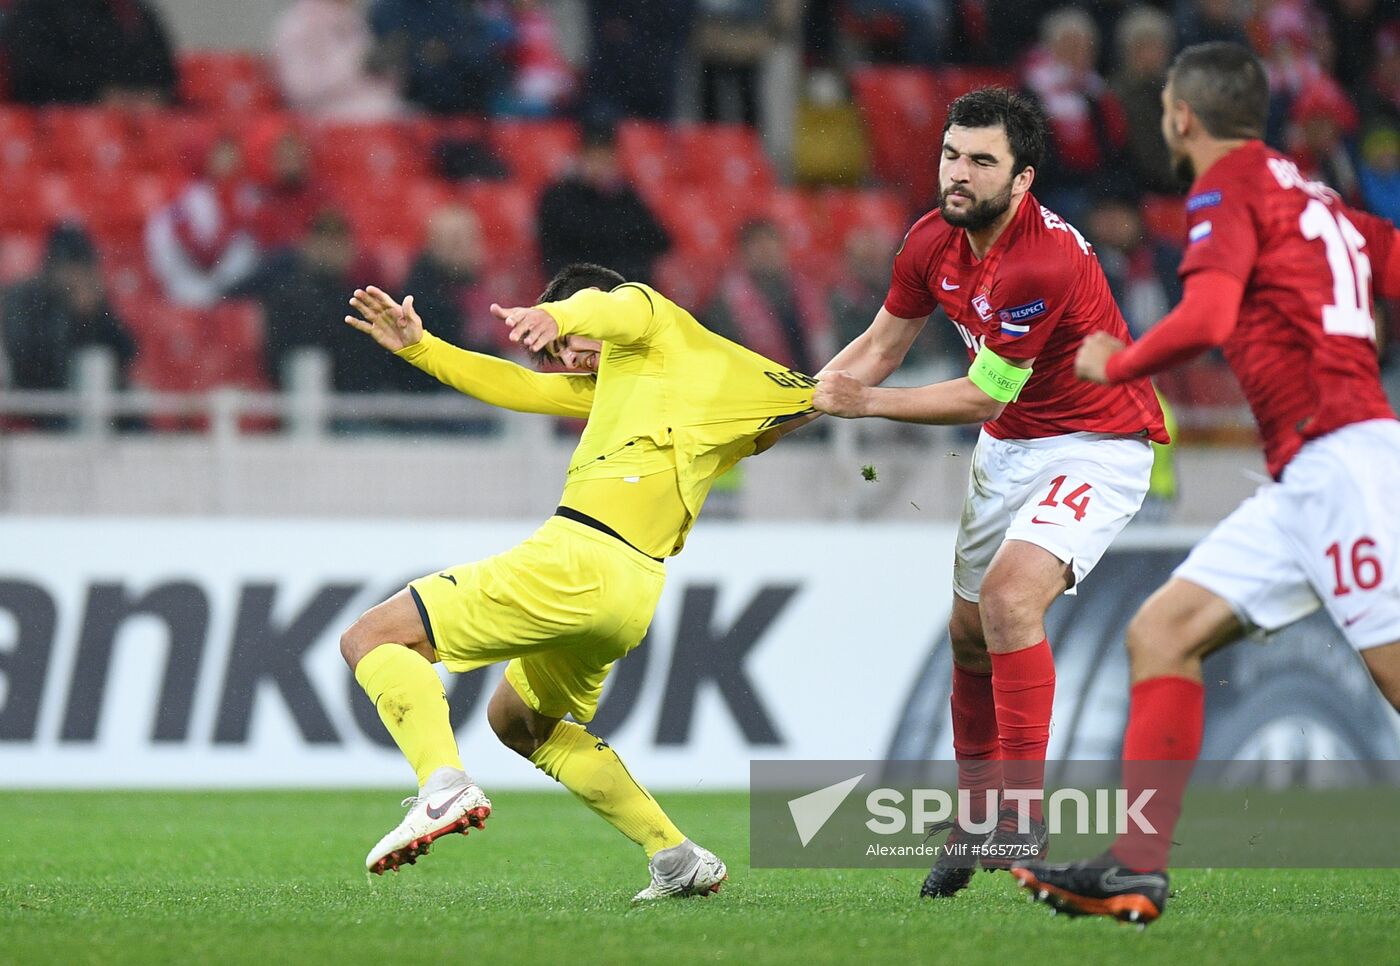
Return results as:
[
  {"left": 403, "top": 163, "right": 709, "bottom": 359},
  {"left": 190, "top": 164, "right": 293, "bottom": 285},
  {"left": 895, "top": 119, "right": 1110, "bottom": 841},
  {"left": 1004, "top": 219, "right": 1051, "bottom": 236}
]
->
[
  {"left": 949, "top": 626, "right": 991, "bottom": 673},
  {"left": 948, "top": 603, "right": 990, "bottom": 672},
  {"left": 487, "top": 687, "right": 543, "bottom": 758},
  {"left": 339, "top": 617, "right": 374, "bottom": 670},
  {"left": 977, "top": 580, "right": 1043, "bottom": 645},
  {"left": 489, "top": 714, "right": 538, "bottom": 759},
  {"left": 1125, "top": 604, "right": 1199, "bottom": 676}
]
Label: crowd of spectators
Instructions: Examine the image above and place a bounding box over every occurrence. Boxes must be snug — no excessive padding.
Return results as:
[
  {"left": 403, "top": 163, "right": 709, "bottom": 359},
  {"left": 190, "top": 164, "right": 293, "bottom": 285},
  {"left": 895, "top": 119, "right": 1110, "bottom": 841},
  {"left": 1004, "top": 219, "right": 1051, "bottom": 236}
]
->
[{"left": 0, "top": 0, "right": 1396, "bottom": 435}]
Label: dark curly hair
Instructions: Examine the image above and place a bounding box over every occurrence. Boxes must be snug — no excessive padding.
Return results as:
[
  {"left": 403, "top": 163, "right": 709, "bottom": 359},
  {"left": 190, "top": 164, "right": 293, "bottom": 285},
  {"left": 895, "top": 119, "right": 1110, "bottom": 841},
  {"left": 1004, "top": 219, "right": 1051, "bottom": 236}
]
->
[{"left": 943, "top": 87, "right": 1047, "bottom": 176}]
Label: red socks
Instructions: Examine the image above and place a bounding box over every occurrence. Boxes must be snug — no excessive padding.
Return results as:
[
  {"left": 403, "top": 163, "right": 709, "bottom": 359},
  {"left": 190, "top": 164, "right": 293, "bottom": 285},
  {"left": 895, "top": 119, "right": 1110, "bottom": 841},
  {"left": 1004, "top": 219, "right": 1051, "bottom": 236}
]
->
[
  {"left": 1122, "top": 676, "right": 1206, "bottom": 760},
  {"left": 950, "top": 664, "right": 1000, "bottom": 824},
  {"left": 990, "top": 640, "right": 1056, "bottom": 822},
  {"left": 1115, "top": 675, "right": 1205, "bottom": 870}
]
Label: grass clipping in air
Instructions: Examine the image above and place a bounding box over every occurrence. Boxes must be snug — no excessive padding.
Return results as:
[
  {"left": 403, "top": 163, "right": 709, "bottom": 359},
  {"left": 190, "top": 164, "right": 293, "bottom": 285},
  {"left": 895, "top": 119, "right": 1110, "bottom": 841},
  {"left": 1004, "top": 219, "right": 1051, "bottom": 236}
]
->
[{"left": 861, "top": 464, "right": 878, "bottom": 482}]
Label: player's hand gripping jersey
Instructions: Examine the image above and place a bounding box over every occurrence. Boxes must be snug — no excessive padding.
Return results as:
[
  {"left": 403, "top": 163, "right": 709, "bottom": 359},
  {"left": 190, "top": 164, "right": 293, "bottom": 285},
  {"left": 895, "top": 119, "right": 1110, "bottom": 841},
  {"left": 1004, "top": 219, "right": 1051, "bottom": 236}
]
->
[
  {"left": 396, "top": 283, "right": 816, "bottom": 556},
  {"left": 885, "top": 193, "right": 1168, "bottom": 443},
  {"left": 1173, "top": 142, "right": 1399, "bottom": 477}
]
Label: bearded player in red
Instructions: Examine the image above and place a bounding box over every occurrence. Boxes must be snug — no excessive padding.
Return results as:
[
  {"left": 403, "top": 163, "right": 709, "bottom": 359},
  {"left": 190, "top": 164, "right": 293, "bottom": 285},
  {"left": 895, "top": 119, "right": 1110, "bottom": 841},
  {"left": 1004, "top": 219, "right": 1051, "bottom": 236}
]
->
[
  {"left": 812, "top": 88, "right": 1167, "bottom": 899},
  {"left": 1013, "top": 42, "right": 1400, "bottom": 924}
]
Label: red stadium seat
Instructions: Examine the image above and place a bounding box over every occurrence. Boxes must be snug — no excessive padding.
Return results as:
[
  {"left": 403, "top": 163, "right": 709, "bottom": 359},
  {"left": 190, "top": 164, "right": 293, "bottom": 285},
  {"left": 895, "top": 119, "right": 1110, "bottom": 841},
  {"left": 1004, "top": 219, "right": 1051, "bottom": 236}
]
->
[
  {"left": 616, "top": 120, "right": 672, "bottom": 200},
  {"left": 33, "top": 172, "right": 86, "bottom": 227},
  {"left": 0, "top": 171, "right": 44, "bottom": 231},
  {"left": 43, "top": 107, "right": 140, "bottom": 173},
  {"left": 134, "top": 112, "right": 222, "bottom": 176},
  {"left": 207, "top": 300, "right": 269, "bottom": 388},
  {"left": 129, "top": 301, "right": 202, "bottom": 390},
  {"left": 652, "top": 186, "right": 743, "bottom": 262},
  {"left": 673, "top": 124, "right": 775, "bottom": 194},
  {"left": 400, "top": 177, "right": 457, "bottom": 229},
  {"left": 340, "top": 176, "right": 454, "bottom": 254},
  {"left": 489, "top": 120, "right": 580, "bottom": 193},
  {"left": 365, "top": 237, "right": 416, "bottom": 289},
  {"left": 313, "top": 120, "right": 431, "bottom": 186},
  {"left": 850, "top": 67, "right": 946, "bottom": 206},
  {"left": 0, "top": 232, "right": 42, "bottom": 284},
  {"left": 654, "top": 250, "right": 726, "bottom": 311},
  {"left": 428, "top": 116, "right": 488, "bottom": 143},
  {"left": 821, "top": 188, "right": 912, "bottom": 246},
  {"left": 462, "top": 181, "right": 537, "bottom": 269},
  {"left": 101, "top": 248, "right": 158, "bottom": 324},
  {"left": 0, "top": 107, "right": 42, "bottom": 174},
  {"left": 83, "top": 170, "right": 178, "bottom": 236},
  {"left": 130, "top": 300, "right": 268, "bottom": 399},
  {"left": 758, "top": 189, "right": 837, "bottom": 281},
  {"left": 763, "top": 189, "right": 823, "bottom": 254},
  {"left": 179, "top": 51, "right": 280, "bottom": 114}
]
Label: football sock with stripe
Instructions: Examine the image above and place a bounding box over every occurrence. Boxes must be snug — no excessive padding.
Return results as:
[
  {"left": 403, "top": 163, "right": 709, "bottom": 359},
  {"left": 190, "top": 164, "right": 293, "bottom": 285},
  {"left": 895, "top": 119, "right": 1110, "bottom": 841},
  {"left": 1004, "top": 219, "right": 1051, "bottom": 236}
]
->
[
  {"left": 354, "top": 643, "right": 465, "bottom": 787},
  {"left": 1114, "top": 675, "right": 1204, "bottom": 870},
  {"left": 951, "top": 663, "right": 1001, "bottom": 826},
  {"left": 530, "top": 720, "right": 686, "bottom": 857},
  {"left": 990, "top": 639, "right": 1056, "bottom": 823}
]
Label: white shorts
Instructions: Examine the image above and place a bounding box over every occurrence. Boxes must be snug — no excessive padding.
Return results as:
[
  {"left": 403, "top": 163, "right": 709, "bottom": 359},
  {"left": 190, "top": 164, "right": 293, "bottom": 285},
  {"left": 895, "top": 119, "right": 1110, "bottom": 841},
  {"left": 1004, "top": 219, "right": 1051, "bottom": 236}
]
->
[
  {"left": 1175, "top": 418, "right": 1400, "bottom": 651},
  {"left": 953, "top": 430, "right": 1154, "bottom": 602}
]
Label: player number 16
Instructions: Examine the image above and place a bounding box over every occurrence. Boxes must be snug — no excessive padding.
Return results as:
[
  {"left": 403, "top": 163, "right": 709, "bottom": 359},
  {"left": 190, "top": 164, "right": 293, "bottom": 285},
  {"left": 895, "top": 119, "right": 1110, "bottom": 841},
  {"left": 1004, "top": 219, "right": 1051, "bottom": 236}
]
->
[{"left": 1325, "top": 537, "right": 1382, "bottom": 597}]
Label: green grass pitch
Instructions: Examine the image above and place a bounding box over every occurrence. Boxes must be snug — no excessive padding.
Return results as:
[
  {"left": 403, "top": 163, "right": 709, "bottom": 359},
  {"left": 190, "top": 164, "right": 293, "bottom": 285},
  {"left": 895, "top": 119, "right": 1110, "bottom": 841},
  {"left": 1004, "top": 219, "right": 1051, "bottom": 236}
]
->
[{"left": 2, "top": 790, "right": 1395, "bottom": 965}]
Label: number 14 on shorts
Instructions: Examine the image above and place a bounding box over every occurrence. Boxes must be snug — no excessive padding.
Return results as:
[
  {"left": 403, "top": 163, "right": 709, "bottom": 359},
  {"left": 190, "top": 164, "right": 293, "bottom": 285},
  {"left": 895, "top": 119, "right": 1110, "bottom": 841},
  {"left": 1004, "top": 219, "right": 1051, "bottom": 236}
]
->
[{"left": 1032, "top": 474, "right": 1093, "bottom": 525}]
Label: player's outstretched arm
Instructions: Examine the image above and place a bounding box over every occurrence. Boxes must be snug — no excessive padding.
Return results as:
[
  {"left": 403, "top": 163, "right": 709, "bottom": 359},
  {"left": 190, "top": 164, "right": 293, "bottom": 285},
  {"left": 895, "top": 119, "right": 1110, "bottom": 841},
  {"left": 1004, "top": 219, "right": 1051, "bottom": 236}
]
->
[
  {"left": 344, "top": 286, "right": 594, "bottom": 417},
  {"left": 533, "top": 285, "right": 660, "bottom": 346},
  {"left": 814, "top": 372, "right": 1009, "bottom": 425},
  {"left": 822, "top": 307, "right": 929, "bottom": 387},
  {"left": 814, "top": 345, "right": 1028, "bottom": 425},
  {"left": 1076, "top": 269, "right": 1244, "bottom": 385}
]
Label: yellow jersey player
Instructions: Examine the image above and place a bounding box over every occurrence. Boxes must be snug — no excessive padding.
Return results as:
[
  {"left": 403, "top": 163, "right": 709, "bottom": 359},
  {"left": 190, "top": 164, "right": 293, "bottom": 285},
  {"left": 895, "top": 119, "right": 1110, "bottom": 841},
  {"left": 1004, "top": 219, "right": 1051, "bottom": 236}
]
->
[{"left": 338, "top": 263, "right": 815, "bottom": 900}]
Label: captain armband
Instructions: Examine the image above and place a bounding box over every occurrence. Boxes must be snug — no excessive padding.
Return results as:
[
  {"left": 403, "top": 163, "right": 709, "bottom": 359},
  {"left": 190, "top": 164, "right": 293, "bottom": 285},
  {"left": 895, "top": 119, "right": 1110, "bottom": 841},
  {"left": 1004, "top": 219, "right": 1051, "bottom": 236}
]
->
[{"left": 967, "top": 345, "right": 1032, "bottom": 403}]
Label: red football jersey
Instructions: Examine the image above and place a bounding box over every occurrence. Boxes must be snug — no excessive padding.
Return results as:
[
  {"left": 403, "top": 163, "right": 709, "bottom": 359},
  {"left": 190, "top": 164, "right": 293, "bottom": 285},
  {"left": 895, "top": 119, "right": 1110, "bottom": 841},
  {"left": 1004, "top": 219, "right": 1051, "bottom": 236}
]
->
[
  {"left": 1179, "top": 141, "right": 1397, "bottom": 478},
  {"left": 884, "top": 192, "right": 1168, "bottom": 442}
]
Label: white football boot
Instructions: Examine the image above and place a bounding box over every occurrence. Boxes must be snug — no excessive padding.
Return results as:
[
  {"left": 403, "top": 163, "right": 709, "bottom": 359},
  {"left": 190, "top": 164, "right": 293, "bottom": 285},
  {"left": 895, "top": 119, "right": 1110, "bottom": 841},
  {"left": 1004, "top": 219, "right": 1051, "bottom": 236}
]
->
[
  {"left": 632, "top": 839, "right": 728, "bottom": 902},
  {"left": 366, "top": 766, "right": 492, "bottom": 875}
]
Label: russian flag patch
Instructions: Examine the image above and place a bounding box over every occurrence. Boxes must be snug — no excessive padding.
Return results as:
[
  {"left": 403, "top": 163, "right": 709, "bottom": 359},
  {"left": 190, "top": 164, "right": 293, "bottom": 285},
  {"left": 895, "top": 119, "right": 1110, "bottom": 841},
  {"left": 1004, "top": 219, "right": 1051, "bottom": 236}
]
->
[{"left": 1189, "top": 220, "right": 1213, "bottom": 243}]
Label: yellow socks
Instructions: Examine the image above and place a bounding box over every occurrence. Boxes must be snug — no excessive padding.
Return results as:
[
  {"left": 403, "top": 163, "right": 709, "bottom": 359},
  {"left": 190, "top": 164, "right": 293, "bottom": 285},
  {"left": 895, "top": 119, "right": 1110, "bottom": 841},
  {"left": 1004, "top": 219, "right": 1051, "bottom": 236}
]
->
[
  {"left": 354, "top": 643, "right": 464, "bottom": 786},
  {"left": 355, "top": 644, "right": 685, "bottom": 855},
  {"left": 530, "top": 720, "right": 686, "bottom": 857}
]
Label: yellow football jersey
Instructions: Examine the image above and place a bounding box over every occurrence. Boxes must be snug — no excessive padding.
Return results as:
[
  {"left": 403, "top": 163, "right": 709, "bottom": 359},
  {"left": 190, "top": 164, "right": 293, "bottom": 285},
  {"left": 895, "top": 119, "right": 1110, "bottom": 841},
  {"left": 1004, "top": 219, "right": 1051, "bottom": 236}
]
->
[{"left": 397, "top": 283, "right": 815, "bottom": 556}]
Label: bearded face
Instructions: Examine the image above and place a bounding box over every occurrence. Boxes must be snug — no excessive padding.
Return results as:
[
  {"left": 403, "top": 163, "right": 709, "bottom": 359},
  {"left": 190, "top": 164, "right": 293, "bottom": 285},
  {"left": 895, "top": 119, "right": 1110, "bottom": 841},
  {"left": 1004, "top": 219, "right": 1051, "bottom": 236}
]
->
[
  {"left": 939, "top": 176, "right": 1016, "bottom": 231},
  {"left": 938, "top": 124, "right": 1024, "bottom": 232},
  {"left": 1160, "top": 82, "right": 1197, "bottom": 186}
]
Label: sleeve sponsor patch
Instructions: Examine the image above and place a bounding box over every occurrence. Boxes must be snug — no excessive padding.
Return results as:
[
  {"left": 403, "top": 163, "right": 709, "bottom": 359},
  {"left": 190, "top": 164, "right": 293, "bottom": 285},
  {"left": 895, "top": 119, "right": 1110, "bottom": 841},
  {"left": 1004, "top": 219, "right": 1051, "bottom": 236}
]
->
[
  {"left": 1186, "top": 190, "right": 1223, "bottom": 213},
  {"left": 1188, "top": 220, "right": 1213, "bottom": 243},
  {"left": 996, "top": 299, "right": 1046, "bottom": 337}
]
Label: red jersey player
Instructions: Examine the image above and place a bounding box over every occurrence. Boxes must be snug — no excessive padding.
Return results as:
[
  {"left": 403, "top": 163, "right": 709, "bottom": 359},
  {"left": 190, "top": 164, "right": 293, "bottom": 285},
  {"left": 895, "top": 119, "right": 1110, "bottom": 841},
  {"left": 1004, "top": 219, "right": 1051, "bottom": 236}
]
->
[
  {"left": 812, "top": 88, "right": 1167, "bottom": 899},
  {"left": 1014, "top": 43, "right": 1400, "bottom": 925}
]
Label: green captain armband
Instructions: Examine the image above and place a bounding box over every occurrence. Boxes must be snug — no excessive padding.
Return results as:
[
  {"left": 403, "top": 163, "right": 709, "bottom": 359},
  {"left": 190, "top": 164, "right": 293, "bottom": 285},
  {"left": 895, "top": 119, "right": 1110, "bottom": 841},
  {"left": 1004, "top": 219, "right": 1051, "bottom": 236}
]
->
[{"left": 967, "top": 345, "right": 1032, "bottom": 403}]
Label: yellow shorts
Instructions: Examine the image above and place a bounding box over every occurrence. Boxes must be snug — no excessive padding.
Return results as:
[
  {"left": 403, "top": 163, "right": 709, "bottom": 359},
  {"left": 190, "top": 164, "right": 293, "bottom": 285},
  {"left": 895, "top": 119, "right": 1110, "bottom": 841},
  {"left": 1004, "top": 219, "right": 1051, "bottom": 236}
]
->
[{"left": 408, "top": 515, "right": 666, "bottom": 722}]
